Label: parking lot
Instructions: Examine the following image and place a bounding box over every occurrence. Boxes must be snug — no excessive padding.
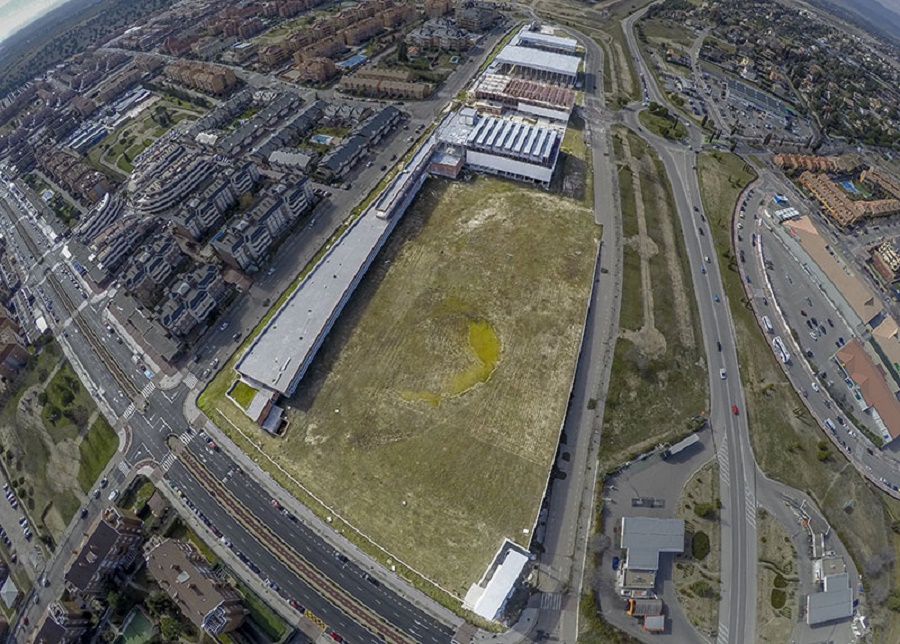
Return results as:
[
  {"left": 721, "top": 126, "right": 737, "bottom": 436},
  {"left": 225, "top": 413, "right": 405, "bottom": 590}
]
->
[{"left": 595, "top": 427, "right": 716, "bottom": 642}]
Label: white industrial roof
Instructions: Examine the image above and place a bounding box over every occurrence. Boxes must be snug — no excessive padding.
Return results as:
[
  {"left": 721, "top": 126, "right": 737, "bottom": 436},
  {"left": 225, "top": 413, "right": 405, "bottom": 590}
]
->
[
  {"left": 236, "top": 136, "right": 438, "bottom": 396},
  {"left": 515, "top": 30, "right": 578, "bottom": 51},
  {"left": 620, "top": 517, "right": 685, "bottom": 571},
  {"left": 464, "top": 546, "right": 529, "bottom": 621},
  {"left": 495, "top": 45, "right": 581, "bottom": 77}
]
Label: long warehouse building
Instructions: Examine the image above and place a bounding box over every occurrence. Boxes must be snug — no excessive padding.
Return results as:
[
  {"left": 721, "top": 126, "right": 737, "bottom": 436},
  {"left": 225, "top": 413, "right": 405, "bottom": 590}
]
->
[{"left": 235, "top": 136, "right": 437, "bottom": 397}]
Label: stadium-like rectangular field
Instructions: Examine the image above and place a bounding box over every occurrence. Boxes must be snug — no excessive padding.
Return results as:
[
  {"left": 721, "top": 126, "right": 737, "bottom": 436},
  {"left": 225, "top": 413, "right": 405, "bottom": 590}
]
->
[{"left": 210, "top": 175, "right": 599, "bottom": 594}]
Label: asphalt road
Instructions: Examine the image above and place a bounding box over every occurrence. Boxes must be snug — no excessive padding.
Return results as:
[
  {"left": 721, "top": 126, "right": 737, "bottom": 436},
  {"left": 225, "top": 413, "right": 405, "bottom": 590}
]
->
[{"left": 621, "top": 7, "right": 758, "bottom": 642}]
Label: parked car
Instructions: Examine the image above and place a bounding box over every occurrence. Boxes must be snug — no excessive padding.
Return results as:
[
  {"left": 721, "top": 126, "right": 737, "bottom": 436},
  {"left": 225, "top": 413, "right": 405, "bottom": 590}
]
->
[{"left": 612, "top": 556, "right": 620, "bottom": 570}]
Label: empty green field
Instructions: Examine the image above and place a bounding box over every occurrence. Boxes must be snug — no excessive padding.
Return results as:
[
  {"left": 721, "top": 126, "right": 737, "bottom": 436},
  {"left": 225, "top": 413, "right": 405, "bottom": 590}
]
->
[{"left": 206, "top": 176, "right": 598, "bottom": 595}]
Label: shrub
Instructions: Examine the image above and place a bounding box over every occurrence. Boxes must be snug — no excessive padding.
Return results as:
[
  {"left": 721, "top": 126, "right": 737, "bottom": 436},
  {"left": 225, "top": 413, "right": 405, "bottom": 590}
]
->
[
  {"left": 773, "top": 574, "right": 787, "bottom": 589},
  {"left": 770, "top": 588, "right": 786, "bottom": 609},
  {"left": 692, "top": 531, "right": 710, "bottom": 560}
]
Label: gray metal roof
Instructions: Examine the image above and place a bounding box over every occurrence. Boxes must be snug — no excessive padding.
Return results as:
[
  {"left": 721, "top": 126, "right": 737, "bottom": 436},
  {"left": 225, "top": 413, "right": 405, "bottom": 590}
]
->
[
  {"left": 495, "top": 45, "right": 580, "bottom": 77},
  {"left": 620, "top": 517, "right": 684, "bottom": 571},
  {"left": 807, "top": 587, "right": 853, "bottom": 625},
  {"left": 515, "top": 30, "right": 578, "bottom": 51}
]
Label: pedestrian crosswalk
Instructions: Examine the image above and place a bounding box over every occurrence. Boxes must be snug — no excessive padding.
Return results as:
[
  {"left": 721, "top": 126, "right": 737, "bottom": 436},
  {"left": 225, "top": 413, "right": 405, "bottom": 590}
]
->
[
  {"left": 161, "top": 452, "right": 177, "bottom": 472},
  {"left": 122, "top": 403, "right": 136, "bottom": 420},
  {"left": 117, "top": 460, "right": 130, "bottom": 475},
  {"left": 141, "top": 381, "right": 156, "bottom": 398},
  {"left": 179, "top": 431, "right": 194, "bottom": 445},
  {"left": 717, "top": 436, "right": 730, "bottom": 488},
  {"left": 745, "top": 488, "right": 757, "bottom": 530},
  {"left": 717, "top": 621, "right": 729, "bottom": 644},
  {"left": 540, "top": 592, "right": 563, "bottom": 611},
  {"left": 183, "top": 372, "right": 198, "bottom": 389}
]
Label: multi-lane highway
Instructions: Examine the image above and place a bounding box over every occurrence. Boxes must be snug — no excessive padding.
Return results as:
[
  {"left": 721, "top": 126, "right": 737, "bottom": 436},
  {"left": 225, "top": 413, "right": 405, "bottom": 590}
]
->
[{"left": 621, "top": 7, "right": 759, "bottom": 642}]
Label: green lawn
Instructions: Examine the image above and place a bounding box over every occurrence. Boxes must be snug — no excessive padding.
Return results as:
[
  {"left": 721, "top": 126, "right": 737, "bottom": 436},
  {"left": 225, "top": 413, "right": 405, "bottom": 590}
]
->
[
  {"left": 77, "top": 416, "right": 119, "bottom": 493},
  {"left": 638, "top": 108, "right": 688, "bottom": 139},
  {"left": 230, "top": 380, "right": 258, "bottom": 409},
  {"left": 41, "top": 361, "right": 94, "bottom": 441}
]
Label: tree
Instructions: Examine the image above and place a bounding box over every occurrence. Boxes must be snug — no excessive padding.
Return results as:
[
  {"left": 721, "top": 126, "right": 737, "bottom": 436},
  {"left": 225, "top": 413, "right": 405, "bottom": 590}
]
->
[
  {"left": 159, "top": 615, "right": 180, "bottom": 642},
  {"left": 397, "top": 40, "right": 409, "bottom": 63}
]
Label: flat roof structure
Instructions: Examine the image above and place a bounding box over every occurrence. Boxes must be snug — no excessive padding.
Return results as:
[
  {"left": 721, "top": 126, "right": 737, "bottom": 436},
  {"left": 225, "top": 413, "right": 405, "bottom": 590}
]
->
[
  {"left": 514, "top": 30, "right": 578, "bottom": 53},
  {"left": 835, "top": 338, "right": 900, "bottom": 441},
  {"left": 235, "top": 136, "right": 438, "bottom": 396},
  {"left": 620, "top": 517, "right": 684, "bottom": 571},
  {"left": 463, "top": 541, "right": 530, "bottom": 621},
  {"left": 494, "top": 45, "right": 580, "bottom": 78},
  {"left": 807, "top": 573, "right": 853, "bottom": 625},
  {"left": 786, "top": 216, "right": 883, "bottom": 325}
]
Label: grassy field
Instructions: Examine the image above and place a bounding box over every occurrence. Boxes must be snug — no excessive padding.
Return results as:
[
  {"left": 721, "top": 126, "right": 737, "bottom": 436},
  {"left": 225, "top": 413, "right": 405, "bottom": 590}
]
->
[
  {"left": 756, "top": 509, "right": 798, "bottom": 643},
  {"left": 638, "top": 108, "right": 688, "bottom": 140},
  {"left": 673, "top": 460, "right": 721, "bottom": 639},
  {"left": 203, "top": 176, "right": 598, "bottom": 595},
  {"left": 697, "top": 150, "right": 900, "bottom": 638},
  {"left": 77, "top": 416, "right": 118, "bottom": 493},
  {"left": 0, "top": 342, "right": 117, "bottom": 542},
  {"left": 639, "top": 17, "right": 695, "bottom": 47},
  {"left": 598, "top": 129, "right": 707, "bottom": 468}
]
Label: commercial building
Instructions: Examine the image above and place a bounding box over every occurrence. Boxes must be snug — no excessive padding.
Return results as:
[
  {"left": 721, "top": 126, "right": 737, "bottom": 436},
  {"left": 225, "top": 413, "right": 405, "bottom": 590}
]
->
[
  {"left": 145, "top": 537, "right": 248, "bottom": 634},
  {"left": 835, "top": 338, "right": 900, "bottom": 443},
  {"left": 513, "top": 27, "right": 578, "bottom": 54},
  {"left": 463, "top": 541, "right": 531, "bottom": 621},
  {"left": 64, "top": 507, "right": 143, "bottom": 597},
  {"left": 616, "top": 517, "right": 684, "bottom": 594},
  {"left": 493, "top": 43, "right": 581, "bottom": 87},
  {"left": 471, "top": 73, "right": 575, "bottom": 121},
  {"left": 436, "top": 108, "right": 564, "bottom": 186},
  {"left": 808, "top": 558, "right": 854, "bottom": 626}
]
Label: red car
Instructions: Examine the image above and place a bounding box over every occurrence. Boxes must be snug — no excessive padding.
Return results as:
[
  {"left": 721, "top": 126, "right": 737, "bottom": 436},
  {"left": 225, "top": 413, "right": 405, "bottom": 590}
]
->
[
  {"left": 732, "top": 405, "right": 739, "bottom": 415},
  {"left": 330, "top": 632, "right": 343, "bottom": 642},
  {"left": 270, "top": 499, "right": 282, "bottom": 510}
]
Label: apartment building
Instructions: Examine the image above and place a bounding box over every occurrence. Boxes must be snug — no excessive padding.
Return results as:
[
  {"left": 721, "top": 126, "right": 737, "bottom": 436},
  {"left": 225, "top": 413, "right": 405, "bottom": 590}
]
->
[
  {"left": 406, "top": 19, "right": 471, "bottom": 51},
  {"left": 158, "top": 263, "right": 229, "bottom": 337},
  {"left": 297, "top": 57, "right": 338, "bottom": 83},
  {"left": 340, "top": 75, "right": 431, "bottom": 99},
  {"left": 32, "top": 602, "right": 91, "bottom": 644},
  {"left": 425, "top": 0, "right": 453, "bottom": 18},
  {"left": 163, "top": 62, "right": 238, "bottom": 95},
  {"left": 456, "top": 0, "right": 498, "bottom": 31},
  {"left": 145, "top": 538, "right": 248, "bottom": 635},
  {"left": 64, "top": 507, "right": 143, "bottom": 597}
]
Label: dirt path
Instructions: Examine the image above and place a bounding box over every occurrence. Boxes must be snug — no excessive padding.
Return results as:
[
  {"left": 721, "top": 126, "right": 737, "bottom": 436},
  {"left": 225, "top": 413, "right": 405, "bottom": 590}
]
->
[{"left": 620, "top": 135, "right": 666, "bottom": 359}]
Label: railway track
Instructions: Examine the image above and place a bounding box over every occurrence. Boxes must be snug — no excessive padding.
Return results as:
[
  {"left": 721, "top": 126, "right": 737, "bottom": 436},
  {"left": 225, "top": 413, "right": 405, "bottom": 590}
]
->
[
  {"left": 5, "top": 204, "right": 144, "bottom": 408},
  {"left": 178, "top": 446, "right": 417, "bottom": 644}
]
